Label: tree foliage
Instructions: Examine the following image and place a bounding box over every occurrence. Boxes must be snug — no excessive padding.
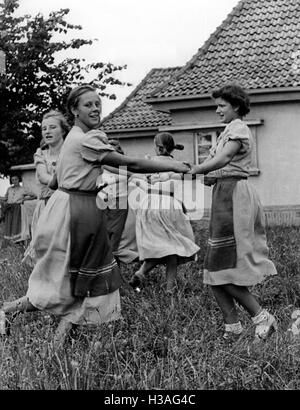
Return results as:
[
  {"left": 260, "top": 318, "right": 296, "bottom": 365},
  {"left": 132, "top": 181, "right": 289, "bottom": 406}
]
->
[{"left": 0, "top": 0, "right": 130, "bottom": 175}]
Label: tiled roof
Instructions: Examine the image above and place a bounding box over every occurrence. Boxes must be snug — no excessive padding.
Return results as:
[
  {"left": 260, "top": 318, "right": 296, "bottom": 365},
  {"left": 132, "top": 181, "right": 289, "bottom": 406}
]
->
[
  {"left": 149, "top": 0, "right": 300, "bottom": 99},
  {"left": 101, "top": 67, "right": 181, "bottom": 131}
]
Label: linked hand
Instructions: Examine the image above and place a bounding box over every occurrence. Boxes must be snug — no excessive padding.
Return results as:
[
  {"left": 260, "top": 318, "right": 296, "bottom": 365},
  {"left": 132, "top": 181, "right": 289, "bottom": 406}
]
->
[
  {"left": 187, "top": 164, "right": 200, "bottom": 175},
  {"left": 183, "top": 161, "right": 191, "bottom": 169},
  {"left": 173, "top": 162, "right": 190, "bottom": 174},
  {"left": 178, "top": 162, "right": 191, "bottom": 173}
]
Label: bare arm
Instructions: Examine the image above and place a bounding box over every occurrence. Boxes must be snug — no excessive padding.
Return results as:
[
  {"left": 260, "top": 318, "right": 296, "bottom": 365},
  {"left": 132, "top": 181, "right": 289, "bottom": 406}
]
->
[
  {"left": 202, "top": 153, "right": 214, "bottom": 164},
  {"left": 102, "top": 165, "right": 133, "bottom": 177},
  {"left": 102, "top": 151, "right": 189, "bottom": 174},
  {"left": 36, "top": 163, "right": 52, "bottom": 186},
  {"left": 190, "top": 140, "right": 241, "bottom": 175}
]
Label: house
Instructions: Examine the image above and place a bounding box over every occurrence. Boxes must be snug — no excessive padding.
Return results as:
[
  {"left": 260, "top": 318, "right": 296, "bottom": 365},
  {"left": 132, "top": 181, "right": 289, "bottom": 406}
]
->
[
  {"left": 9, "top": 68, "right": 181, "bottom": 198},
  {"left": 10, "top": 163, "right": 39, "bottom": 197},
  {"left": 101, "top": 67, "right": 181, "bottom": 156},
  {"left": 101, "top": 0, "right": 300, "bottom": 226}
]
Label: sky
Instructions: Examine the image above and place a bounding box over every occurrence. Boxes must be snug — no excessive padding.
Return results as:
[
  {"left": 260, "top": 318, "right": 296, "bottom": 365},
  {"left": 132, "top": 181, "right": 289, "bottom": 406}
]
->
[
  {"left": 18, "top": 0, "right": 239, "bottom": 117},
  {"left": 0, "top": 0, "right": 239, "bottom": 194}
]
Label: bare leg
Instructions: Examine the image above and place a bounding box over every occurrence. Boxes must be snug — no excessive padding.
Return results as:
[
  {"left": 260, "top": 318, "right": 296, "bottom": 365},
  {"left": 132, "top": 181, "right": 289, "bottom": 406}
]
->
[
  {"left": 137, "top": 259, "right": 160, "bottom": 278},
  {"left": 53, "top": 319, "right": 73, "bottom": 349},
  {"left": 211, "top": 285, "right": 244, "bottom": 340},
  {"left": 129, "top": 259, "right": 160, "bottom": 290},
  {"left": 166, "top": 255, "right": 177, "bottom": 292},
  {"left": 223, "top": 284, "right": 277, "bottom": 341},
  {"left": 223, "top": 284, "right": 261, "bottom": 317},
  {"left": 211, "top": 285, "right": 239, "bottom": 324},
  {"left": 2, "top": 296, "right": 37, "bottom": 314}
]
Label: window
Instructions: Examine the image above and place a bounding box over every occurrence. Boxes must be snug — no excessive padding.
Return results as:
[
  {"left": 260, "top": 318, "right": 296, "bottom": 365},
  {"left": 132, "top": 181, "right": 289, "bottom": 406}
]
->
[{"left": 195, "top": 131, "right": 219, "bottom": 164}]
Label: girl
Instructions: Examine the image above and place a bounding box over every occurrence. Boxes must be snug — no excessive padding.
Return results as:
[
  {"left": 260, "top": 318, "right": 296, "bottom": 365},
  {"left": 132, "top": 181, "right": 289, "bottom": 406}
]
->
[
  {"left": 96, "top": 139, "right": 130, "bottom": 262},
  {"left": 22, "top": 110, "right": 68, "bottom": 266},
  {"left": 3, "top": 174, "right": 30, "bottom": 241},
  {"left": 31, "top": 110, "right": 68, "bottom": 235},
  {"left": 96, "top": 139, "right": 139, "bottom": 265},
  {"left": 0, "top": 85, "right": 189, "bottom": 346},
  {"left": 189, "top": 84, "right": 278, "bottom": 342},
  {"left": 129, "top": 132, "right": 199, "bottom": 293}
]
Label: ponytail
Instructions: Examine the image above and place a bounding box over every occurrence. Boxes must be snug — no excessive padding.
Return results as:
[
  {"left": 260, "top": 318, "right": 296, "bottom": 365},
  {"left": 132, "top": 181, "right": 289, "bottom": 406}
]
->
[
  {"left": 174, "top": 144, "right": 184, "bottom": 151},
  {"left": 154, "top": 132, "right": 184, "bottom": 155}
]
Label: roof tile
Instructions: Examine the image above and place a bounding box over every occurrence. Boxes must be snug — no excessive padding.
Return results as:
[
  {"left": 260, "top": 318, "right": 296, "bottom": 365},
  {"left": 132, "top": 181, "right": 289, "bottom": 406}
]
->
[
  {"left": 101, "top": 67, "right": 181, "bottom": 131},
  {"left": 150, "top": 0, "right": 300, "bottom": 99}
]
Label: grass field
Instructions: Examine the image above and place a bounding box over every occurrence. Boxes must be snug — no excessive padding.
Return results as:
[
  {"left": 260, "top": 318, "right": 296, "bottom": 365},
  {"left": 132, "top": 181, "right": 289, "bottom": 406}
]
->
[{"left": 0, "top": 221, "right": 300, "bottom": 390}]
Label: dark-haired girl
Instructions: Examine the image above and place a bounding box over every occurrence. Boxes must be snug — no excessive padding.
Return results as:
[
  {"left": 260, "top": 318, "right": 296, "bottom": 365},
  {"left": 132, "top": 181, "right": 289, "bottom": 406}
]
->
[
  {"left": 189, "top": 84, "right": 277, "bottom": 342},
  {"left": 0, "top": 85, "right": 189, "bottom": 345},
  {"left": 129, "top": 132, "right": 199, "bottom": 293},
  {"left": 3, "top": 174, "right": 28, "bottom": 240}
]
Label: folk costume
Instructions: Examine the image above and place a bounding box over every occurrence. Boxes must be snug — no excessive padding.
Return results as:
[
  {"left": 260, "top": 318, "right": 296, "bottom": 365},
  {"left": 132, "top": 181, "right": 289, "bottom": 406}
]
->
[
  {"left": 3, "top": 185, "right": 26, "bottom": 240},
  {"left": 97, "top": 168, "right": 129, "bottom": 260},
  {"left": 30, "top": 148, "right": 58, "bottom": 235},
  {"left": 134, "top": 156, "right": 199, "bottom": 264},
  {"left": 22, "top": 147, "right": 60, "bottom": 265},
  {"left": 203, "top": 119, "right": 277, "bottom": 286},
  {"left": 26, "top": 126, "right": 122, "bottom": 325}
]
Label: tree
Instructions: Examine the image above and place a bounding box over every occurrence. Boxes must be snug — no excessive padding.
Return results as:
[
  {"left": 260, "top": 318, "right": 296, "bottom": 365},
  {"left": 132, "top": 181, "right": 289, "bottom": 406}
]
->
[{"left": 0, "top": 0, "right": 130, "bottom": 175}]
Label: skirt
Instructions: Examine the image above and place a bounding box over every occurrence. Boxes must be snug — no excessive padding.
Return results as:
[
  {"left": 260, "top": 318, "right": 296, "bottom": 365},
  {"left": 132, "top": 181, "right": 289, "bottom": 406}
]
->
[
  {"left": 22, "top": 199, "right": 49, "bottom": 267},
  {"left": 104, "top": 206, "right": 128, "bottom": 254},
  {"left": 203, "top": 179, "right": 277, "bottom": 286},
  {"left": 4, "top": 203, "right": 21, "bottom": 239},
  {"left": 136, "top": 193, "right": 199, "bottom": 263},
  {"left": 114, "top": 205, "right": 139, "bottom": 264},
  {"left": 26, "top": 189, "right": 121, "bottom": 325},
  {"left": 31, "top": 198, "right": 49, "bottom": 239}
]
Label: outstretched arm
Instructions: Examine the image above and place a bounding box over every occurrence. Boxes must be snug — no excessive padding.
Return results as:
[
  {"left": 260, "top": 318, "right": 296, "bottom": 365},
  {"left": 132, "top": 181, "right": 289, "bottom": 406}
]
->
[
  {"left": 102, "top": 151, "right": 190, "bottom": 174},
  {"left": 189, "top": 140, "right": 241, "bottom": 175},
  {"left": 102, "top": 165, "right": 133, "bottom": 177}
]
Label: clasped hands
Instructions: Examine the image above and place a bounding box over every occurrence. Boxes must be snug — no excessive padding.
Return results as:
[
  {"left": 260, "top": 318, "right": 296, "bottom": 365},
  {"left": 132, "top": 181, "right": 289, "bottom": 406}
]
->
[
  {"left": 181, "top": 162, "right": 199, "bottom": 176},
  {"left": 180, "top": 162, "right": 216, "bottom": 186}
]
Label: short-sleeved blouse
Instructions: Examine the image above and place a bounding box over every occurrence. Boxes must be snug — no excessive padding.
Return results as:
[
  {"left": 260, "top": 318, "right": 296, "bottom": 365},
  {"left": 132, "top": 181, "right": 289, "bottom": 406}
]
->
[
  {"left": 5, "top": 186, "right": 26, "bottom": 204},
  {"left": 56, "top": 126, "right": 115, "bottom": 191},
  {"left": 209, "top": 119, "right": 253, "bottom": 178},
  {"left": 34, "top": 148, "right": 57, "bottom": 199}
]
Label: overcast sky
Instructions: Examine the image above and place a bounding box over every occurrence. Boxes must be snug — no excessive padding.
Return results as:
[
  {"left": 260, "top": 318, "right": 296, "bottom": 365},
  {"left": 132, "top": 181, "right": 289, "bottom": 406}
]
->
[
  {"left": 19, "top": 0, "right": 239, "bottom": 116},
  {"left": 1, "top": 0, "right": 239, "bottom": 193}
]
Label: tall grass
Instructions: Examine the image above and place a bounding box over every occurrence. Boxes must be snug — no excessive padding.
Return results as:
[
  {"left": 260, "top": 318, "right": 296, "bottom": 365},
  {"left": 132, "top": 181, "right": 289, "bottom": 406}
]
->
[{"left": 0, "top": 222, "right": 300, "bottom": 390}]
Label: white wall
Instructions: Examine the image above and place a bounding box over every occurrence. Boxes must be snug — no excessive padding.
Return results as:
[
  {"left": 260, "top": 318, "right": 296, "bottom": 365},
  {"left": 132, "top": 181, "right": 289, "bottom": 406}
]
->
[
  {"left": 248, "top": 102, "right": 300, "bottom": 207},
  {"left": 168, "top": 101, "right": 300, "bottom": 208},
  {"left": 0, "top": 177, "right": 10, "bottom": 197}
]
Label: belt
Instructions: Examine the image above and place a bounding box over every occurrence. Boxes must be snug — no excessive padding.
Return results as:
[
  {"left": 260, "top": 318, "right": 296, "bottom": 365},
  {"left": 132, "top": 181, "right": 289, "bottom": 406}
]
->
[
  {"left": 217, "top": 176, "right": 248, "bottom": 181},
  {"left": 58, "top": 187, "right": 98, "bottom": 196}
]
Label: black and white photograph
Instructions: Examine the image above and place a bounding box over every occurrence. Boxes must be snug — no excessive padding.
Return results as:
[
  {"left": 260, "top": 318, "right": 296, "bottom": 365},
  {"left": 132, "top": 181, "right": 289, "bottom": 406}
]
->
[{"left": 0, "top": 0, "right": 299, "bottom": 394}]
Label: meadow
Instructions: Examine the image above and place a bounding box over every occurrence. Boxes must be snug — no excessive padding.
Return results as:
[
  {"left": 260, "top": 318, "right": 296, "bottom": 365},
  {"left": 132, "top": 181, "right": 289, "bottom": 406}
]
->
[{"left": 0, "top": 221, "right": 300, "bottom": 390}]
